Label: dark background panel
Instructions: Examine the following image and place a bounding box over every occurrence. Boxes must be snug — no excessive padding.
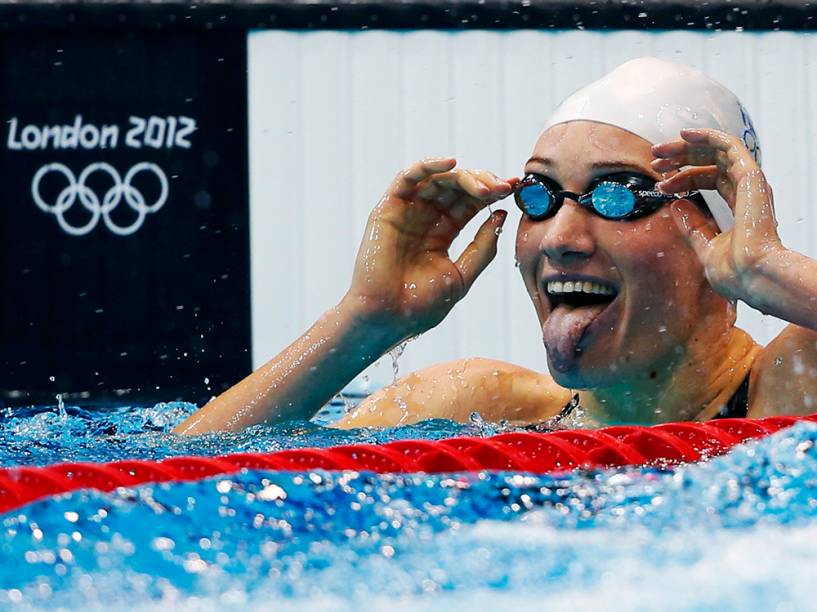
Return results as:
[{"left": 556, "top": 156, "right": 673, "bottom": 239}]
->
[
  {"left": 0, "top": 30, "right": 250, "bottom": 405},
  {"left": 0, "top": 1, "right": 815, "bottom": 32}
]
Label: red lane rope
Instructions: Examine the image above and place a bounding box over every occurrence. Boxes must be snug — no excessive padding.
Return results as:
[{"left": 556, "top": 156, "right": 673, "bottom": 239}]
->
[{"left": 2, "top": 414, "right": 816, "bottom": 514}]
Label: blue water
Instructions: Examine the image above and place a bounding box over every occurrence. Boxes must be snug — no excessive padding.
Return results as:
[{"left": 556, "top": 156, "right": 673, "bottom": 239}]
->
[{"left": 2, "top": 402, "right": 817, "bottom": 610}]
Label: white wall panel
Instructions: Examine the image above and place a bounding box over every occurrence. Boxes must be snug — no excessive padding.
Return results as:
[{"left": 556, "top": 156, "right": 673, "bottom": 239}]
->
[
  {"left": 249, "top": 30, "right": 817, "bottom": 390},
  {"left": 249, "top": 32, "right": 304, "bottom": 360}
]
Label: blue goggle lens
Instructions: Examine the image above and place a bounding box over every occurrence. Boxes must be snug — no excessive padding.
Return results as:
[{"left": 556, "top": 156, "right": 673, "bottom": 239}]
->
[
  {"left": 589, "top": 182, "right": 637, "bottom": 218},
  {"left": 517, "top": 183, "right": 554, "bottom": 218}
]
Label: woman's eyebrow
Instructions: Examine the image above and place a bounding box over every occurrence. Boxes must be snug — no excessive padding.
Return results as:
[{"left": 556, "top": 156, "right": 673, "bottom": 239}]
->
[{"left": 525, "top": 156, "right": 655, "bottom": 176}]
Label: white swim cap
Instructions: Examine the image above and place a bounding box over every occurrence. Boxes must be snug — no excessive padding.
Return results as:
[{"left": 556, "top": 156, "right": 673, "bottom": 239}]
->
[{"left": 543, "top": 57, "right": 761, "bottom": 232}]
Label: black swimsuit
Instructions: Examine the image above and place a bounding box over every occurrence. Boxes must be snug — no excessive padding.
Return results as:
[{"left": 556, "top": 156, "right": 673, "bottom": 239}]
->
[
  {"left": 528, "top": 374, "right": 751, "bottom": 432},
  {"left": 713, "top": 373, "right": 750, "bottom": 419}
]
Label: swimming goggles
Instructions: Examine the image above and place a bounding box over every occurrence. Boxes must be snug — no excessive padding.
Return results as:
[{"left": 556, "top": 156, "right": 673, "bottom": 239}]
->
[{"left": 514, "top": 172, "right": 703, "bottom": 221}]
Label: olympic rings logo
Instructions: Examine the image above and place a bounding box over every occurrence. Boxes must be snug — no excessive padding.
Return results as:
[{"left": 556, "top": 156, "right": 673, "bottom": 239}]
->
[
  {"left": 31, "top": 162, "right": 168, "bottom": 236},
  {"left": 739, "top": 104, "right": 761, "bottom": 165}
]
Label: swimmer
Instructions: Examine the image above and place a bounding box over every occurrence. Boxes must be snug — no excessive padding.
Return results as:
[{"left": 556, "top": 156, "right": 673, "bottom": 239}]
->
[{"left": 176, "top": 57, "right": 817, "bottom": 434}]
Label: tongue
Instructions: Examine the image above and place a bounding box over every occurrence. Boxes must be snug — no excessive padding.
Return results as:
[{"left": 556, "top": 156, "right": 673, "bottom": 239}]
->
[{"left": 542, "top": 303, "right": 608, "bottom": 372}]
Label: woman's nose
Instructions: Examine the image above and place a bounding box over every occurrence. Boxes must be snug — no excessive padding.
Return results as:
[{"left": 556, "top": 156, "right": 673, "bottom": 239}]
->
[{"left": 538, "top": 200, "right": 596, "bottom": 264}]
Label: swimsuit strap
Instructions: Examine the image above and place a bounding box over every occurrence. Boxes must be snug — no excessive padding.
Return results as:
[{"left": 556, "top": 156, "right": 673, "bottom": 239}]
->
[{"left": 524, "top": 393, "right": 578, "bottom": 432}]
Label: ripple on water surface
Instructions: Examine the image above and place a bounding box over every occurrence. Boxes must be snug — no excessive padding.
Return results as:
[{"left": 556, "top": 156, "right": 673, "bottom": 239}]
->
[{"left": 1, "top": 402, "right": 817, "bottom": 610}]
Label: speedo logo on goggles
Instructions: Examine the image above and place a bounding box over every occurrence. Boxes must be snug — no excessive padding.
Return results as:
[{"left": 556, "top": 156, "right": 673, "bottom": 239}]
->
[{"left": 514, "top": 172, "right": 702, "bottom": 221}]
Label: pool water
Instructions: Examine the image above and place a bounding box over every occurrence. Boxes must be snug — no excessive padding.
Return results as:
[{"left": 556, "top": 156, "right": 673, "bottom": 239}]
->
[{"left": 1, "top": 402, "right": 817, "bottom": 610}]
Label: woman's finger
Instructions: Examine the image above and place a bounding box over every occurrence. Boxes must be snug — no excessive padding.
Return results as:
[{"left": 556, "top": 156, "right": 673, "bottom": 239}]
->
[
  {"left": 651, "top": 139, "right": 688, "bottom": 158},
  {"left": 422, "top": 170, "right": 511, "bottom": 218},
  {"left": 446, "top": 175, "right": 516, "bottom": 225},
  {"left": 653, "top": 128, "right": 755, "bottom": 175},
  {"left": 650, "top": 156, "right": 684, "bottom": 173},
  {"left": 651, "top": 151, "right": 727, "bottom": 173},
  {"left": 454, "top": 210, "right": 507, "bottom": 293},
  {"left": 472, "top": 170, "right": 514, "bottom": 196},
  {"left": 658, "top": 165, "right": 736, "bottom": 211},
  {"left": 393, "top": 157, "right": 457, "bottom": 198},
  {"left": 429, "top": 170, "right": 493, "bottom": 199},
  {"left": 668, "top": 201, "right": 715, "bottom": 263},
  {"left": 657, "top": 165, "right": 721, "bottom": 193},
  {"left": 435, "top": 170, "right": 512, "bottom": 197},
  {"left": 416, "top": 181, "right": 463, "bottom": 207},
  {"left": 651, "top": 145, "right": 728, "bottom": 173},
  {"left": 680, "top": 127, "right": 740, "bottom": 152},
  {"left": 415, "top": 181, "right": 442, "bottom": 201},
  {"left": 445, "top": 189, "right": 511, "bottom": 226},
  {"left": 682, "top": 128, "right": 762, "bottom": 181},
  {"left": 415, "top": 186, "right": 500, "bottom": 231}
]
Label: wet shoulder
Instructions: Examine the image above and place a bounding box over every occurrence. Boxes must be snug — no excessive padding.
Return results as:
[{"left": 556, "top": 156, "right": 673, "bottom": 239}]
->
[
  {"left": 336, "top": 357, "right": 571, "bottom": 428},
  {"left": 748, "top": 324, "right": 817, "bottom": 417},
  {"left": 447, "top": 357, "right": 572, "bottom": 423}
]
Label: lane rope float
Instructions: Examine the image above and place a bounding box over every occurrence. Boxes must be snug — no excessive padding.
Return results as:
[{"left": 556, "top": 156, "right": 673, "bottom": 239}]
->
[{"left": 1, "top": 414, "right": 815, "bottom": 513}]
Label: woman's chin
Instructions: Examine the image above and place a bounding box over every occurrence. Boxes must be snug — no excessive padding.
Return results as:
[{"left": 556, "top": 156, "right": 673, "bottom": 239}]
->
[
  {"left": 546, "top": 350, "right": 623, "bottom": 390},
  {"left": 546, "top": 354, "right": 590, "bottom": 389}
]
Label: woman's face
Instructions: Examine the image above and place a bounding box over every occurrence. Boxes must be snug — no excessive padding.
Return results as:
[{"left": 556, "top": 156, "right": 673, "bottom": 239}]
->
[{"left": 515, "top": 121, "right": 727, "bottom": 388}]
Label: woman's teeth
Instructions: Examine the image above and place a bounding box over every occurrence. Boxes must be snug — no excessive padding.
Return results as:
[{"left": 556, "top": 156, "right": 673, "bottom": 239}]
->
[{"left": 546, "top": 280, "right": 616, "bottom": 296}]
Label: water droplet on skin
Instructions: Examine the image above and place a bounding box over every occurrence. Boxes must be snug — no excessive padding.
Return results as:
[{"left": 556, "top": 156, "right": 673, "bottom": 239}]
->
[
  {"left": 794, "top": 355, "right": 805, "bottom": 375},
  {"left": 395, "top": 396, "right": 410, "bottom": 424},
  {"left": 494, "top": 226, "right": 503, "bottom": 236},
  {"left": 774, "top": 356, "right": 784, "bottom": 366}
]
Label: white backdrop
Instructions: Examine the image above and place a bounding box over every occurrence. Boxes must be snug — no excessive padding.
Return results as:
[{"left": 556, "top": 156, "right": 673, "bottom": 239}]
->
[{"left": 248, "top": 29, "right": 817, "bottom": 390}]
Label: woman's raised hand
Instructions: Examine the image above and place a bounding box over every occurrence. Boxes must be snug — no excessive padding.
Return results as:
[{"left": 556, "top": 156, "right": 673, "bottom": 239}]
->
[
  {"left": 345, "top": 157, "right": 515, "bottom": 339},
  {"left": 176, "top": 158, "right": 515, "bottom": 434},
  {"left": 651, "top": 128, "right": 785, "bottom": 305}
]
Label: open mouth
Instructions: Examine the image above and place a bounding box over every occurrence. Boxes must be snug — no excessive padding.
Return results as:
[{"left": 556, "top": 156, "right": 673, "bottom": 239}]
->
[
  {"left": 545, "top": 280, "right": 618, "bottom": 309},
  {"left": 541, "top": 278, "right": 620, "bottom": 373}
]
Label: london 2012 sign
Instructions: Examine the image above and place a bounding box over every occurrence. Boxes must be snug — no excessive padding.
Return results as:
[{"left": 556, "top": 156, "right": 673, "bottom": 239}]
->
[{"left": 6, "top": 114, "right": 197, "bottom": 237}]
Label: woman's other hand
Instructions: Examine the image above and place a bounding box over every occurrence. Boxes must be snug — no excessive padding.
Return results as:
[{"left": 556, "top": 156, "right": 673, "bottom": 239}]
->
[
  {"left": 345, "top": 157, "right": 515, "bottom": 339},
  {"left": 650, "top": 128, "right": 786, "bottom": 309}
]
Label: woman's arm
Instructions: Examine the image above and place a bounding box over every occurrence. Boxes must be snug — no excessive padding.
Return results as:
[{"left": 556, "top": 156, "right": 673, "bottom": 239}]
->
[
  {"left": 335, "top": 358, "right": 569, "bottom": 428},
  {"left": 174, "top": 298, "right": 402, "bottom": 434},
  {"left": 175, "top": 158, "right": 515, "bottom": 434}
]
